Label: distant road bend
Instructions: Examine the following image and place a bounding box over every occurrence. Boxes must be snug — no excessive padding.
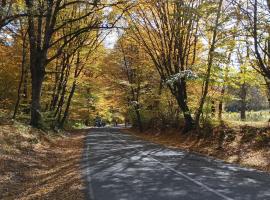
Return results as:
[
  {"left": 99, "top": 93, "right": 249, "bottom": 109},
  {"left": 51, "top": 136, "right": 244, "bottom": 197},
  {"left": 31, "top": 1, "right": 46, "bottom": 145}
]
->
[{"left": 82, "top": 128, "right": 270, "bottom": 200}]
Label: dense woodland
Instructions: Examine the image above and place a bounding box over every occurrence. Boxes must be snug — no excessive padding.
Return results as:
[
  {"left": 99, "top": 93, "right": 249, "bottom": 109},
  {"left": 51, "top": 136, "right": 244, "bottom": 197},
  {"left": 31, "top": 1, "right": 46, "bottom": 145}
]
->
[{"left": 0, "top": 0, "right": 269, "bottom": 133}]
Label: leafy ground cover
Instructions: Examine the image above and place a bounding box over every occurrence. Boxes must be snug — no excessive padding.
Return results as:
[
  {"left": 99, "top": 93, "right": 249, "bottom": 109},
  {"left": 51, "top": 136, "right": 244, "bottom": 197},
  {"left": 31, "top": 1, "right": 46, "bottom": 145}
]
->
[
  {"left": 0, "top": 122, "right": 86, "bottom": 200},
  {"left": 125, "top": 123, "right": 270, "bottom": 172}
]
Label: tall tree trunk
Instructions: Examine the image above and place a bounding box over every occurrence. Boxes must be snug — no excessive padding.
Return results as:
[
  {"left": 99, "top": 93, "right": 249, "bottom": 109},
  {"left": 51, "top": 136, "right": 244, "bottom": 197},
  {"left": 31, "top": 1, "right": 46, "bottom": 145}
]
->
[
  {"left": 54, "top": 63, "right": 70, "bottom": 118},
  {"left": 49, "top": 61, "right": 59, "bottom": 111},
  {"left": 25, "top": 0, "right": 56, "bottom": 127},
  {"left": 195, "top": 0, "right": 223, "bottom": 127},
  {"left": 55, "top": 84, "right": 66, "bottom": 119},
  {"left": 30, "top": 61, "right": 45, "bottom": 127},
  {"left": 28, "top": 46, "right": 46, "bottom": 127},
  {"left": 218, "top": 54, "right": 232, "bottom": 121},
  {"left": 13, "top": 33, "right": 27, "bottom": 119},
  {"left": 50, "top": 56, "right": 67, "bottom": 111},
  {"left": 23, "top": 67, "right": 29, "bottom": 103},
  {"left": 58, "top": 51, "right": 83, "bottom": 128},
  {"left": 58, "top": 81, "right": 76, "bottom": 128}
]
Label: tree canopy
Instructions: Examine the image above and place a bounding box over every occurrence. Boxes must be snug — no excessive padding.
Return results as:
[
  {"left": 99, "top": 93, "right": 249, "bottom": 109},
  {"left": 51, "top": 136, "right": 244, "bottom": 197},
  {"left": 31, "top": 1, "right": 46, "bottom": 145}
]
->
[{"left": 0, "top": 0, "right": 269, "bottom": 132}]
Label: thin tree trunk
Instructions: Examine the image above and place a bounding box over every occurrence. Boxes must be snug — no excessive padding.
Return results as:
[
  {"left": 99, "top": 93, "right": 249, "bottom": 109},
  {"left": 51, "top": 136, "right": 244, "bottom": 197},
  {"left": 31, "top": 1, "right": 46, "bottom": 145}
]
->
[
  {"left": 218, "top": 86, "right": 225, "bottom": 120},
  {"left": 58, "top": 81, "right": 76, "bottom": 128},
  {"left": 240, "top": 83, "right": 247, "bottom": 121},
  {"left": 218, "top": 53, "right": 233, "bottom": 121},
  {"left": 58, "top": 52, "right": 81, "bottom": 128},
  {"left": 195, "top": 0, "right": 223, "bottom": 127},
  {"left": 49, "top": 61, "right": 59, "bottom": 110},
  {"left": 54, "top": 81, "right": 67, "bottom": 119},
  {"left": 13, "top": 33, "right": 27, "bottom": 119},
  {"left": 50, "top": 56, "right": 67, "bottom": 111},
  {"left": 23, "top": 67, "right": 29, "bottom": 103},
  {"left": 54, "top": 57, "right": 70, "bottom": 118}
]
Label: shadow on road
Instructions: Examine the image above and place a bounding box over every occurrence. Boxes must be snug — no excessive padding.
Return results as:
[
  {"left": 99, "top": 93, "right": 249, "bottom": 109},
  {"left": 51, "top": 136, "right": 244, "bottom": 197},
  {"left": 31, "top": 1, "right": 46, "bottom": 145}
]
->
[{"left": 81, "top": 128, "right": 270, "bottom": 200}]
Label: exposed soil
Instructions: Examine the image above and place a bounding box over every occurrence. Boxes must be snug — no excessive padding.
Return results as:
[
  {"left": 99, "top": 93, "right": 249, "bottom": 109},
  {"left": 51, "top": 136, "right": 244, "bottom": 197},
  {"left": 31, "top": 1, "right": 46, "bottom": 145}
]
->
[
  {"left": 124, "top": 124, "right": 270, "bottom": 173},
  {"left": 0, "top": 123, "right": 86, "bottom": 200}
]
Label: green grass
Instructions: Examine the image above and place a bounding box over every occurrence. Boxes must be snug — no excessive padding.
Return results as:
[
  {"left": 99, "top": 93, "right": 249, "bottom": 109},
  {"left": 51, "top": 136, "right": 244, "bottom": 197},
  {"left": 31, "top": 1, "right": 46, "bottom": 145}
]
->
[
  {"left": 222, "top": 110, "right": 270, "bottom": 128},
  {"left": 223, "top": 110, "right": 269, "bottom": 122}
]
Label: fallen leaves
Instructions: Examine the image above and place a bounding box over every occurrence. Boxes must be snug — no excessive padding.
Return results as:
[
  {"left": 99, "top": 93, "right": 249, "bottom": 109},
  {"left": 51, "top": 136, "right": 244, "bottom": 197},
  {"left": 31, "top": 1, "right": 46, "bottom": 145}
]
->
[
  {"left": 124, "top": 126, "right": 270, "bottom": 173},
  {"left": 0, "top": 123, "right": 86, "bottom": 200}
]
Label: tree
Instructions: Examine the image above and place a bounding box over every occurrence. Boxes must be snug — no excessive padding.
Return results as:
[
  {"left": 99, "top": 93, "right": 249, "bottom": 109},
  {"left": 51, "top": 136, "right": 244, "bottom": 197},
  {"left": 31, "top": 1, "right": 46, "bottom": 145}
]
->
[
  {"left": 128, "top": 0, "right": 201, "bottom": 132},
  {"left": 13, "top": 21, "right": 28, "bottom": 119},
  {"left": 24, "top": 0, "right": 105, "bottom": 127},
  {"left": 236, "top": 0, "right": 270, "bottom": 94},
  {"left": 252, "top": 0, "right": 270, "bottom": 82},
  {"left": 195, "top": 0, "right": 224, "bottom": 126},
  {"left": 102, "top": 33, "right": 157, "bottom": 131},
  {"left": 0, "top": 0, "right": 25, "bottom": 30}
]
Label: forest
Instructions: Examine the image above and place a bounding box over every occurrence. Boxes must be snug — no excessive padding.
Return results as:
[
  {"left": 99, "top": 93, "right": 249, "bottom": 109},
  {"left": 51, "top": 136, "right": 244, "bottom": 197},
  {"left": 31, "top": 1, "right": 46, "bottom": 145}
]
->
[
  {"left": 1, "top": 0, "right": 270, "bottom": 199},
  {"left": 0, "top": 0, "right": 269, "bottom": 132}
]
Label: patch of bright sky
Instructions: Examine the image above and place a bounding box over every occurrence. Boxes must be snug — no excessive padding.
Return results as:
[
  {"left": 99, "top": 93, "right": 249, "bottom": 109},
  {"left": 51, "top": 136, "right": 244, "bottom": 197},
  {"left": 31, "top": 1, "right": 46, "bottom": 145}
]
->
[
  {"left": 102, "top": 5, "right": 121, "bottom": 49},
  {"left": 102, "top": 18, "right": 125, "bottom": 49},
  {"left": 103, "top": 30, "right": 119, "bottom": 49},
  {"left": 0, "top": 24, "right": 18, "bottom": 46}
]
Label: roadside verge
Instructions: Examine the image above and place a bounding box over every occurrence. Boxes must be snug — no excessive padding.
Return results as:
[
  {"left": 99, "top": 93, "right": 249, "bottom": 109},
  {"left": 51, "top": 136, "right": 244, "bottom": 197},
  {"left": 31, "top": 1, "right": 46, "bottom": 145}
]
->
[
  {"left": 0, "top": 123, "right": 86, "bottom": 200},
  {"left": 123, "top": 126, "right": 270, "bottom": 173}
]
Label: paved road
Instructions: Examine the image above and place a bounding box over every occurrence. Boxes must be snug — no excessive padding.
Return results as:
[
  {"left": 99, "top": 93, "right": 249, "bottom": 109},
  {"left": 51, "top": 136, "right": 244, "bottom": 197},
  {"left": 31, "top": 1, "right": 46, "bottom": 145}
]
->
[{"left": 82, "top": 128, "right": 270, "bottom": 200}]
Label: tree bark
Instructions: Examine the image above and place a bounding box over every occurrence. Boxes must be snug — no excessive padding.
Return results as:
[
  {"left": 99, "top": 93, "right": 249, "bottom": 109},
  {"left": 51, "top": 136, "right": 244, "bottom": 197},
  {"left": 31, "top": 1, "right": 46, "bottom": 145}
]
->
[
  {"left": 58, "top": 51, "right": 83, "bottom": 128},
  {"left": 49, "top": 60, "right": 60, "bottom": 111},
  {"left": 54, "top": 81, "right": 67, "bottom": 119},
  {"left": 218, "top": 87, "right": 225, "bottom": 120},
  {"left": 265, "top": 78, "right": 270, "bottom": 109},
  {"left": 50, "top": 57, "right": 67, "bottom": 111},
  {"left": 240, "top": 83, "right": 247, "bottom": 121},
  {"left": 13, "top": 32, "right": 27, "bottom": 119},
  {"left": 23, "top": 67, "right": 29, "bottom": 102},
  {"left": 175, "top": 88, "right": 194, "bottom": 133},
  {"left": 58, "top": 81, "right": 76, "bottom": 128},
  {"left": 30, "top": 60, "right": 45, "bottom": 127}
]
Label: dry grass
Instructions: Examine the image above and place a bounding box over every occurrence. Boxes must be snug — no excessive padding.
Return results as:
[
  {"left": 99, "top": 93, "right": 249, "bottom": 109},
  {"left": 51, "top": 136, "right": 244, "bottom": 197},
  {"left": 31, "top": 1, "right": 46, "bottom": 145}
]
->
[
  {"left": 124, "top": 125, "right": 270, "bottom": 172},
  {"left": 0, "top": 122, "right": 86, "bottom": 200}
]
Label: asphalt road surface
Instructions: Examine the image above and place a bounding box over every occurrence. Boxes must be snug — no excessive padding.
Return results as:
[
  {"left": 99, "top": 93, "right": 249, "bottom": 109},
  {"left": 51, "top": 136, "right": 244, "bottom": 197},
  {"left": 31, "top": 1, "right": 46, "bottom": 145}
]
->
[{"left": 82, "top": 128, "right": 270, "bottom": 200}]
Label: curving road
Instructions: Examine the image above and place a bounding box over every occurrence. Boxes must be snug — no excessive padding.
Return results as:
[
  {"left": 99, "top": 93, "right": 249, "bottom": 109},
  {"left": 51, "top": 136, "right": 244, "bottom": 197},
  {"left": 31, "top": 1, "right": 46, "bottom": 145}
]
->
[{"left": 82, "top": 128, "right": 270, "bottom": 200}]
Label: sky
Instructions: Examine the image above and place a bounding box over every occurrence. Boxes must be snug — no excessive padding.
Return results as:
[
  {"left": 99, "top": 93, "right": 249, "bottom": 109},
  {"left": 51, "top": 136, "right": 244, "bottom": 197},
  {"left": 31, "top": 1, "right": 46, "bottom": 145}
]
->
[{"left": 103, "top": 30, "right": 119, "bottom": 49}]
